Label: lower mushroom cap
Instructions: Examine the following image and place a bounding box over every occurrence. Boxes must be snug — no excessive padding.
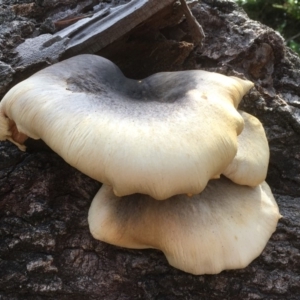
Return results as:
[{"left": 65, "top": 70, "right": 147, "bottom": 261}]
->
[
  {"left": 88, "top": 177, "right": 280, "bottom": 275},
  {"left": 0, "top": 54, "right": 253, "bottom": 199},
  {"left": 223, "top": 111, "right": 270, "bottom": 186}
]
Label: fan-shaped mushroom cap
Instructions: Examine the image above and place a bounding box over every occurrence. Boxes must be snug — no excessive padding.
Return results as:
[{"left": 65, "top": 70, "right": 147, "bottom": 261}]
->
[
  {"left": 223, "top": 111, "right": 269, "bottom": 186},
  {"left": 88, "top": 178, "right": 280, "bottom": 275},
  {"left": 0, "top": 54, "right": 253, "bottom": 199}
]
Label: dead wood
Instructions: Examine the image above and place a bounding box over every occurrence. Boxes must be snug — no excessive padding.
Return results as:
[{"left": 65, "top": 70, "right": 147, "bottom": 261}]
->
[{"left": 0, "top": 0, "right": 300, "bottom": 299}]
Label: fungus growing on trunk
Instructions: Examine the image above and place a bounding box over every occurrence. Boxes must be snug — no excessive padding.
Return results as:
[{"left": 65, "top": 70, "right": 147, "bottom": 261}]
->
[
  {"left": 88, "top": 177, "right": 280, "bottom": 275},
  {"left": 0, "top": 54, "right": 253, "bottom": 200},
  {"left": 0, "top": 54, "right": 279, "bottom": 275}
]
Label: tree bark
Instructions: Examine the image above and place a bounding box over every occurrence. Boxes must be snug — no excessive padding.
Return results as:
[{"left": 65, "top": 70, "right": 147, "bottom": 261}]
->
[{"left": 0, "top": 0, "right": 300, "bottom": 299}]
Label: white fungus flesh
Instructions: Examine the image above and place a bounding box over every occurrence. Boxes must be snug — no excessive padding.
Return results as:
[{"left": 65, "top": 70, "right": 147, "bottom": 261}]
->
[
  {"left": 223, "top": 111, "right": 270, "bottom": 186},
  {"left": 0, "top": 54, "right": 253, "bottom": 200},
  {"left": 88, "top": 177, "right": 280, "bottom": 275}
]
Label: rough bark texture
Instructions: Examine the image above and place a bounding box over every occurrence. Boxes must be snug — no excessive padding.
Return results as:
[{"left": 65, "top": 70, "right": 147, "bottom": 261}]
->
[{"left": 0, "top": 0, "right": 300, "bottom": 299}]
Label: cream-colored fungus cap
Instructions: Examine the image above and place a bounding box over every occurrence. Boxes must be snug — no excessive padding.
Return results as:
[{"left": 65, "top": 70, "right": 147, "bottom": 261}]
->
[
  {"left": 0, "top": 54, "right": 253, "bottom": 199},
  {"left": 223, "top": 111, "right": 269, "bottom": 186},
  {"left": 88, "top": 177, "right": 280, "bottom": 275}
]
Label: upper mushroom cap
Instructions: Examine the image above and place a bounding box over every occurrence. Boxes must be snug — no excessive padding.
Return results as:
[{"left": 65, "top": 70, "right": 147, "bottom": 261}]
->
[
  {"left": 0, "top": 54, "right": 253, "bottom": 199},
  {"left": 88, "top": 177, "right": 280, "bottom": 275},
  {"left": 223, "top": 111, "right": 270, "bottom": 186}
]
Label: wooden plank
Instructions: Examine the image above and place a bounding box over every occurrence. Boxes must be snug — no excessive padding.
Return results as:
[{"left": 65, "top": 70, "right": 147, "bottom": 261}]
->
[{"left": 55, "top": 0, "right": 177, "bottom": 55}]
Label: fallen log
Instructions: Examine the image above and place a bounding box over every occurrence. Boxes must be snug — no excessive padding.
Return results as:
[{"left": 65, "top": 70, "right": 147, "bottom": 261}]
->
[{"left": 0, "top": 0, "right": 300, "bottom": 299}]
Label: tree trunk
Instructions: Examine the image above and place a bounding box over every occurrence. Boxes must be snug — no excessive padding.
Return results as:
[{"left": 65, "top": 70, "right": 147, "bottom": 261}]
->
[{"left": 0, "top": 0, "right": 300, "bottom": 299}]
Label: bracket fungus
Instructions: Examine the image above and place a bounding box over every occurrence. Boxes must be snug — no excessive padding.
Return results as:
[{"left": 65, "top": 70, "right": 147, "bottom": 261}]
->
[
  {"left": 0, "top": 54, "right": 280, "bottom": 275},
  {"left": 88, "top": 178, "right": 280, "bottom": 275},
  {"left": 0, "top": 54, "right": 254, "bottom": 200}
]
